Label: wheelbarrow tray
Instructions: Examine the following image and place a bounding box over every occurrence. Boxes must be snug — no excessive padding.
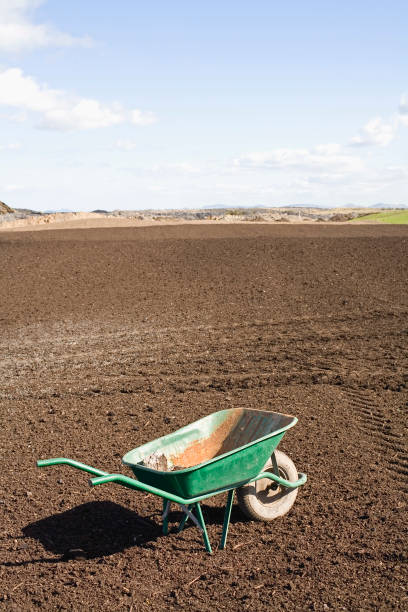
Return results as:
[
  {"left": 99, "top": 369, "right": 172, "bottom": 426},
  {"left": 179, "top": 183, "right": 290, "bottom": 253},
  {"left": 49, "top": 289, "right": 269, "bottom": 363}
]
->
[{"left": 122, "top": 408, "right": 297, "bottom": 499}]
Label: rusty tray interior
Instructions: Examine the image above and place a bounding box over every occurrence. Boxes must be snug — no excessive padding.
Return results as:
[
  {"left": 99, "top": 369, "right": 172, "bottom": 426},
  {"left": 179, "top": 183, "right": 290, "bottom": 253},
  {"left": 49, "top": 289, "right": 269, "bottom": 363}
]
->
[{"left": 123, "top": 408, "right": 296, "bottom": 471}]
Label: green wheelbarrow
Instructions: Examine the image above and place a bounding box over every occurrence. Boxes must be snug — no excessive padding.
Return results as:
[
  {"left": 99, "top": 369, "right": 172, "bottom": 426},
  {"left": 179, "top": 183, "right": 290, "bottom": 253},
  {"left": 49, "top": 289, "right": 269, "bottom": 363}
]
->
[{"left": 37, "top": 408, "right": 307, "bottom": 554}]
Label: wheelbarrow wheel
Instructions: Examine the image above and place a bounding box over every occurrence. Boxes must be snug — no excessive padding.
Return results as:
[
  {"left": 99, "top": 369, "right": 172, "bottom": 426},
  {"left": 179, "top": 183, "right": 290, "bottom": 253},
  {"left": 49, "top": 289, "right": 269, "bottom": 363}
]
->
[{"left": 237, "top": 450, "right": 298, "bottom": 522}]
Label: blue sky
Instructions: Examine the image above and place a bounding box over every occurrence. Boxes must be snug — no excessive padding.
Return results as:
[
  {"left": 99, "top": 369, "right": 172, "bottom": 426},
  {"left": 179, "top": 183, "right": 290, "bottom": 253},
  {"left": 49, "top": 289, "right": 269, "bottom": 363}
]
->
[{"left": 0, "top": 0, "right": 407, "bottom": 211}]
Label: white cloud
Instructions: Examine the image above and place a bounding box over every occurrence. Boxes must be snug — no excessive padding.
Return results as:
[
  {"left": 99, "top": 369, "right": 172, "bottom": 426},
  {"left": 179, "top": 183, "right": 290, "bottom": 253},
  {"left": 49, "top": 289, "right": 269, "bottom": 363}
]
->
[
  {"left": 0, "top": 0, "right": 92, "bottom": 52},
  {"left": 349, "top": 94, "right": 408, "bottom": 142},
  {"left": 117, "top": 158, "right": 203, "bottom": 176},
  {"left": 8, "top": 110, "right": 27, "bottom": 122},
  {"left": 350, "top": 117, "right": 396, "bottom": 147},
  {"left": 3, "top": 183, "right": 24, "bottom": 192},
  {"left": 234, "top": 144, "right": 363, "bottom": 175},
  {"left": 0, "top": 68, "right": 156, "bottom": 130},
  {"left": 114, "top": 139, "right": 138, "bottom": 151},
  {"left": 399, "top": 94, "right": 408, "bottom": 126},
  {"left": 0, "top": 141, "right": 21, "bottom": 150},
  {"left": 130, "top": 109, "right": 156, "bottom": 126},
  {"left": 155, "top": 162, "right": 201, "bottom": 174}
]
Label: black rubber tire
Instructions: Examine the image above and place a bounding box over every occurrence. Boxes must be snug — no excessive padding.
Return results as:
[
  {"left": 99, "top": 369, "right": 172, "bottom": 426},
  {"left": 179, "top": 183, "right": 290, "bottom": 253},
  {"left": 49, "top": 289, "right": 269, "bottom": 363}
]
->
[{"left": 236, "top": 450, "right": 299, "bottom": 522}]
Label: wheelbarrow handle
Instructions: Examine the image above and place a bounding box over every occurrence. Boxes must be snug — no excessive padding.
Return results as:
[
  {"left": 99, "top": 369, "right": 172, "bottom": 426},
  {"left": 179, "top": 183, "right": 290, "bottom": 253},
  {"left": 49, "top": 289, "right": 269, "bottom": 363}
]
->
[
  {"left": 254, "top": 470, "right": 307, "bottom": 488},
  {"left": 90, "top": 473, "right": 140, "bottom": 488},
  {"left": 37, "top": 459, "right": 307, "bottom": 504},
  {"left": 89, "top": 470, "right": 308, "bottom": 501},
  {"left": 89, "top": 473, "right": 187, "bottom": 504},
  {"left": 37, "top": 457, "right": 108, "bottom": 478}
]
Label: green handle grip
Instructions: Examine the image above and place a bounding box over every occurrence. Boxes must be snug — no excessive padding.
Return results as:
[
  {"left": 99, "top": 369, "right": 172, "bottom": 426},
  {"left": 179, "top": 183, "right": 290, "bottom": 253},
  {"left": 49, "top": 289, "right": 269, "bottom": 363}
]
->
[{"left": 37, "top": 457, "right": 107, "bottom": 477}]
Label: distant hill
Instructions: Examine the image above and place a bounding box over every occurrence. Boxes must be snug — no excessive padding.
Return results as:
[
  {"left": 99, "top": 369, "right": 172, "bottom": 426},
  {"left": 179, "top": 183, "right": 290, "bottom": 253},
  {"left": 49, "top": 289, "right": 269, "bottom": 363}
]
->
[
  {"left": 369, "top": 202, "right": 408, "bottom": 209},
  {"left": 201, "top": 202, "right": 408, "bottom": 210},
  {"left": 13, "top": 208, "right": 42, "bottom": 215},
  {"left": 43, "top": 208, "right": 75, "bottom": 213},
  {"left": 0, "top": 201, "right": 14, "bottom": 214}
]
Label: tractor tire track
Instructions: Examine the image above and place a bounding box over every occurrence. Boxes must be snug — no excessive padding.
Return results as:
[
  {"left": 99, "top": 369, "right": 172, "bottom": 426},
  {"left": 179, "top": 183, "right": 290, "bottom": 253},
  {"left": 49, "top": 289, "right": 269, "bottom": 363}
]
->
[{"left": 343, "top": 388, "right": 408, "bottom": 493}]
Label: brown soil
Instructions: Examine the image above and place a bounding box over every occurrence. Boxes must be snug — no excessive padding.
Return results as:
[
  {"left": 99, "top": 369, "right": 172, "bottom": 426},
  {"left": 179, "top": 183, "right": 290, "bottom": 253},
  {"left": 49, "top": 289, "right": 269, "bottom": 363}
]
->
[{"left": 0, "top": 224, "right": 407, "bottom": 611}]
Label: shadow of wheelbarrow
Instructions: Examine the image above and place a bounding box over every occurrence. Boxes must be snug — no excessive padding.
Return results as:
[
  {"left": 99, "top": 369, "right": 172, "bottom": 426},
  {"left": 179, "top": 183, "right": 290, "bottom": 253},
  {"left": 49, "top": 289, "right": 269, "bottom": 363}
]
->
[
  {"left": 21, "top": 500, "right": 162, "bottom": 562},
  {"left": 16, "top": 499, "right": 250, "bottom": 567}
]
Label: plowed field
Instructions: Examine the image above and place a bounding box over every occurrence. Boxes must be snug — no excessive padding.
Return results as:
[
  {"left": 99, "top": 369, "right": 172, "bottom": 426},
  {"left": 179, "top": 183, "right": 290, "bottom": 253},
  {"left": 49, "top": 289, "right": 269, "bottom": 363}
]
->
[{"left": 1, "top": 224, "right": 407, "bottom": 611}]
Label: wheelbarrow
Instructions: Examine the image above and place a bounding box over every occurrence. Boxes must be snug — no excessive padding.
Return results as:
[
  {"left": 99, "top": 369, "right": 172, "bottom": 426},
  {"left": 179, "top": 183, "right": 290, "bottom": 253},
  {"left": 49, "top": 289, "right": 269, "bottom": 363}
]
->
[{"left": 37, "top": 408, "right": 307, "bottom": 554}]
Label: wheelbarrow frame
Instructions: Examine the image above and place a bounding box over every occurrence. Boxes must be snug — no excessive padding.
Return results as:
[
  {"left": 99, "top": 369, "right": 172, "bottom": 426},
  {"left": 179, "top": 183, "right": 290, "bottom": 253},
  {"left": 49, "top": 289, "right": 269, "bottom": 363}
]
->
[
  {"left": 37, "top": 456, "right": 307, "bottom": 554},
  {"left": 37, "top": 408, "right": 307, "bottom": 554}
]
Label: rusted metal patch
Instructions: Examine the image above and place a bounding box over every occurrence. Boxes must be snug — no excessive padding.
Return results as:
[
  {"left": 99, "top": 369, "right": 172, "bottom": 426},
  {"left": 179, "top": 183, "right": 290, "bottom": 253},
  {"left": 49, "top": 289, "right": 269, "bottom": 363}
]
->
[
  {"left": 167, "top": 409, "right": 294, "bottom": 469},
  {"left": 169, "top": 409, "right": 244, "bottom": 468}
]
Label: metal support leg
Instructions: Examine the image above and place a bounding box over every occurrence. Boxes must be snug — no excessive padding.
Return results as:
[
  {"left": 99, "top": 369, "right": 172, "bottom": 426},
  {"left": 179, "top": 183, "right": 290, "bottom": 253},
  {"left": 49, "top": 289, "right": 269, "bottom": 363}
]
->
[
  {"left": 271, "top": 452, "right": 279, "bottom": 490},
  {"left": 219, "top": 489, "right": 235, "bottom": 550},
  {"left": 162, "top": 499, "right": 170, "bottom": 535},
  {"left": 271, "top": 452, "right": 279, "bottom": 476},
  {"left": 177, "top": 504, "right": 193, "bottom": 533},
  {"left": 194, "top": 502, "right": 212, "bottom": 554}
]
